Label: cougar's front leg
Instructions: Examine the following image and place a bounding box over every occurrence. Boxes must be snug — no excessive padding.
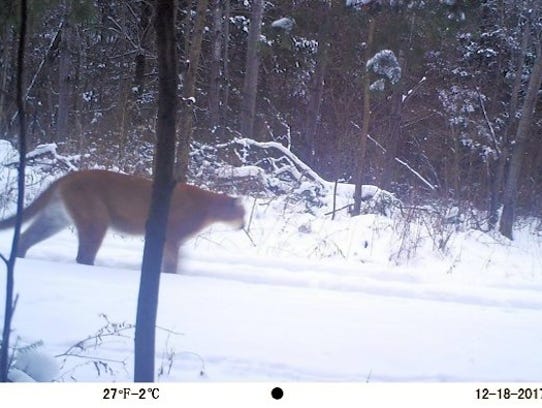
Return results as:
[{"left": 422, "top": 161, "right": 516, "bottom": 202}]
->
[{"left": 162, "top": 239, "right": 180, "bottom": 273}]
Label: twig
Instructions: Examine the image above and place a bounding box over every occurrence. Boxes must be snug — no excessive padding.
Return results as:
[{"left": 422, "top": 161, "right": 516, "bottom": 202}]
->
[
  {"left": 332, "top": 180, "right": 338, "bottom": 220},
  {"left": 242, "top": 228, "right": 257, "bottom": 247},
  {"left": 324, "top": 204, "right": 351, "bottom": 217},
  {"left": 394, "top": 157, "right": 436, "bottom": 191},
  {"left": 245, "top": 197, "right": 257, "bottom": 234}
]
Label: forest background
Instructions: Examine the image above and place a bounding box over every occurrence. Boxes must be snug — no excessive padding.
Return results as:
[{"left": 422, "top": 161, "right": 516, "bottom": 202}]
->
[{"left": 1, "top": 0, "right": 541, "bottom": 238}]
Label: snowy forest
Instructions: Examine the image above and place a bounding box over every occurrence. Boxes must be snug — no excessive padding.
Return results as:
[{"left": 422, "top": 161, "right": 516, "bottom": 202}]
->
[
  {"left": 0, "top": 0, "right": 541, "bottom": 237},
  {"left": 1, "top": 0, "right": 542, "bottom": 386}
]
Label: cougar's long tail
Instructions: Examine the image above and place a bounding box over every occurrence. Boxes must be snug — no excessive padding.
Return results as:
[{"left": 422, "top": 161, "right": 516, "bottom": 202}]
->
[{"left": 0, "top": 180, "right": 59, "bottom": 230}]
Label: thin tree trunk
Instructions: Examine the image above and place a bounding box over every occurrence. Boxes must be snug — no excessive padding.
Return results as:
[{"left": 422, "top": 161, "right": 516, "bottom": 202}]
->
[
  {"left": 0, "top": 25, "right": 12, "bottom": 136},
  {"left": 221, "top": 0, "right": 231, "bottom": 135},
  {"left": 134, "top": 0, "right": 153, "bottom": 97},
  {"left": 208, "top": 0, "right": 223, "bottom": 141},
  {"left": 353, "top": 18, "right": 375, "bottom": 216},
  {"left": 303, "top": 6, "right": 333, "bottom": 166},
  {"left": 499, "top": 49, "right": 542, "bottom": 239},
  {"left": 240, "top": 0, "right": 264, "bottom": 140},
  {"left": 57, "top": 5, "right": 72, "bottom": 143},
  {"left": 381, "top": 51, "right": 405, "bottom": 191},
  {"left": 8, "top": 21, "right": 62, "bottom": 130},
  {"left": 134, "top": 0, "right": 178, "bottom": 383},
  {"left": 177, "top": 0, "right": 209, "bottom": 182},
  {"left": 1, "top": 0, "right": 27, "bottom": 383},
  {"left": 73, "top": 26, "right": 84, "bottom": 151}
]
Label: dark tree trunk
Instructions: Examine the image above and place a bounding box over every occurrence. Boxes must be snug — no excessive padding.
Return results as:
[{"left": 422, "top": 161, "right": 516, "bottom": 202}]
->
[
  {"left": 221, "top": 0, "right": 231, "bottom": 134},
  {"left": 177, "top": 0, "right": 209, "bottom": 182},
  {"left": 1, "top": 0, "right": 27, "bottom": 383},
  {"left": 381, "top": 51, "right": 405, "bottom": 191},
  {"left": 134, "top": 0, "right": 153, "bottom": 97},
  {"left": 56, "top": 8, "right": 72, "bottom": 142},
  {"left": 303, "top": 38, "right": 328, "bottom": 164},
  {"left": 208, "top": 0, "right": 223, "bottom": 141},
  {"left": 134, "top": 0, "right": 178, "bottom": 383},
  {"left": 240, "top": 0, "right": 264, "bottom": 140},
  {"left": 0, "top": 25, "right": 12, "bottom": 136},
  {"left": 303, "top": 7, "right": 332, "bottom": 166},
  {"left": 352, "top": 17, "right": 375, "bottom": 216}
]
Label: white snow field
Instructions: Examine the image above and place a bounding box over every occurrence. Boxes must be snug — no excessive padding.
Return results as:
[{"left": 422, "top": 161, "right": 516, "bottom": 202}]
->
[{"left": 1, "top": 192, "right": 542, "bottom": 382}]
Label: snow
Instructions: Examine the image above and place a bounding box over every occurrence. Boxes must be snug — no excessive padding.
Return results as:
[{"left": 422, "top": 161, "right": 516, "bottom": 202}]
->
[
  {"left": 369, "top": 78, "right": 386, "bottom": 92},
  {"left": 346, "top": 0, "right": 374, "bottom": 7},
  {"left": 271, "top": 17, "right": 294, "bottom": 32},
  {"left": 367, "top": 50, "right": 401, "bottom": 85},
  {"left": 1, "top": 192, "right": 541, "bottom": 382},
  {"left": 1, "top": 139, "right": 542, "bottom": 383}
]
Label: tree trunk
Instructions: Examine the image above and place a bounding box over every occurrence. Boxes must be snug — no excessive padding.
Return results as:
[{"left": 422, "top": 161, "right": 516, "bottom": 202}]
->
[
  {"left": 208, "top": 0, "right": 223, "bottom": 141},
  {"left": 240, "top": 0, "right": 264, "bottom": 140},
  {"left": 302, "top": 3, "right": 337, "bottom": 167},
  {"left": 134, "top": 0, "right": 178, "bottom": 383},
  {"left": 134, "top": 0, "right": 153, "bottom": 97},
  {"left": 177, "top": 0, "right": 209, "bottom": 182},
  {"left": 488, "top": 13, "right": 529, "bottom": 230},
  {"left": 352, "top": 18, "right": 375, "bottom": 216},
  {"left": 0, "top": 25, "right": 12, "bottom": 136},
  {"left": 221, "top": 0, "right": 231, "bottom": 135},
  {"left": 73, "top": 26, "right": 83, "bottom": 149},
  {"left": 381, "top": 51, "right": 405, "bottom": 191},
  {"left": 56, "top": 8, "right": 72, "bottom": 143},
  {"left": 1, "top": 0, "right": 27, "bottom": 383},
  {"left": 499, "top": 50, "right": 542, "bottom": 239}
]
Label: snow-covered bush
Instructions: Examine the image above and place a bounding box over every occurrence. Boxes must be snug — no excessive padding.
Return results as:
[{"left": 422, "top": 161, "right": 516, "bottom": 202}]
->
[
  {"left": 0, "top": 139, "right": 76, "bottom": 217},
  {"left": 3, "top": 340, "right": 59, "bottom": 382},
  {"left": 367, "top": 49, "right": 401, "bottom": 90},
  {"left": 190, "top": 137, "right": 401, "bottom": 218}
]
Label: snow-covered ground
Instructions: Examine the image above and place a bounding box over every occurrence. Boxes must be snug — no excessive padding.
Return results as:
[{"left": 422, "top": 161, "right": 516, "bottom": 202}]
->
[{"left": 1, "top": 192, "right": 542, "bottom": 382}]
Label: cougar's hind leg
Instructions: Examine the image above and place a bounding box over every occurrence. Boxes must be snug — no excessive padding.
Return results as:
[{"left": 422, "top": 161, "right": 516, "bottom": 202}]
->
[
  {"left": 61, "top": 192, "right": 109, "bottom": 266},
  {"left": 18, "top": 209, "right": 70, "bottom": 258}
]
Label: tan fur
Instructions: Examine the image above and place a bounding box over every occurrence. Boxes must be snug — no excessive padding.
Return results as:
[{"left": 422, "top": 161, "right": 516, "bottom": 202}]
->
[{"left": 0, "top": 170, "right": 245, "bottom": 273}]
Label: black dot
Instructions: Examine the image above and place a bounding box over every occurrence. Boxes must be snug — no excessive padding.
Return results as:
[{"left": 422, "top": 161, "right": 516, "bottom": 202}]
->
[{"left": 271, "top": 387, "right": 284, "bottom": 400}]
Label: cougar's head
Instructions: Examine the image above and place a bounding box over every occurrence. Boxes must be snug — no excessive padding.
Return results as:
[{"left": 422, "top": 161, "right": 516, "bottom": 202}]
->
[{"left": 214, "top": 195, "right": 246, "bottom": 230}]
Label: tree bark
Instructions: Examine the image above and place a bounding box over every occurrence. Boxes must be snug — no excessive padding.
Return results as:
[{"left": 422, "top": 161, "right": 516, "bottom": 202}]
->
[
  {"left": 240, "top": 0, "right": 264, "bottom": 140},
  {"left": 56, "top": 6, "right": 72, "bottom": 143},
  {"left": 352, "top": 17, "right": 375, "bottom": 216},
  {"left": 134, "top": 0, "right": 178, "bottom": 383},
  {"left": 0, "top": 25, "right": 12, "bottom": 136},
  {"left": 134, "top": 0, "right": 153, "bottom": 97},
  {"left": 221, "top": 0, "right": 231, "bottom": 135},
  {"left": 302, "top": 4, "right": 335, "bottom": 167},
  {"left": 381, "top": 51, "right": 405, "bottom": 191},
  {"left": 177, "top": 0, "right": 209, "bottom": 182},
  {"left": 208, "top": 0, "right": 223, "bottom": 141},
  {"left": 1, "top": 0, "right": 27, "bottom": 383},
  {"left": 499, "top": 49, "right": 542, "bottom": 239},
  {"left": 488, "top": 12, "right": 530, "bottom": 230}
]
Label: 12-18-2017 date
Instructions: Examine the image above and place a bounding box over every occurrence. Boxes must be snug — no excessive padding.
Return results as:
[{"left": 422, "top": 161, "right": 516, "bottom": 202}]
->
[{"left": 476, "top": 387, "right": 542, "bottom": 400}]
